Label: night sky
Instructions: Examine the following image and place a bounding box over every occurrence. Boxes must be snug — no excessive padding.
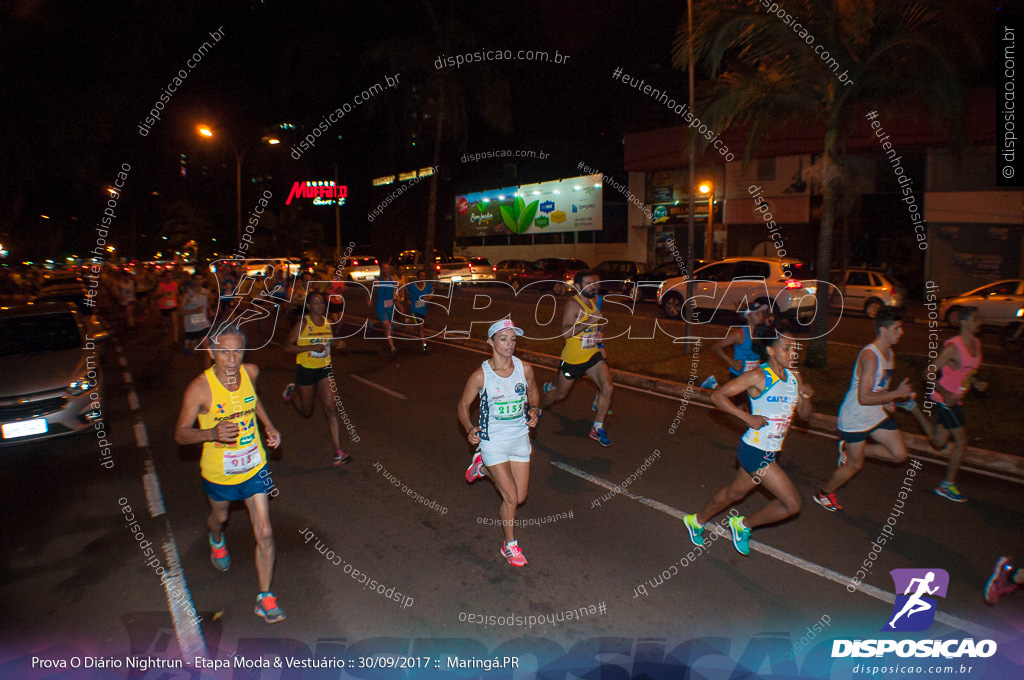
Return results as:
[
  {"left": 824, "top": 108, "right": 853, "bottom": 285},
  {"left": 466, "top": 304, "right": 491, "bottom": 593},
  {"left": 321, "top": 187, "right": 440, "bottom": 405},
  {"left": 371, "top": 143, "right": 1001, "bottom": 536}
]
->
[{"left": 0, "top": 0, "right": 1009, "bottom": 260}]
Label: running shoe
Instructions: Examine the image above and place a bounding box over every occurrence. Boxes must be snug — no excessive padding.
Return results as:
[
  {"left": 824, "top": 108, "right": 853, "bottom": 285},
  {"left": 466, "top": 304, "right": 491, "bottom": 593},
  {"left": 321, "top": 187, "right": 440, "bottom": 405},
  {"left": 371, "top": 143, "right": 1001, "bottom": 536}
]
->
[
  {"left": 282, "top": 383, "right": 296, "bottom": 404},
  {"left": 254, "top": 592, "right": 286, "bottom": 623},
  {"left": 984, "top": 557, "right": 1019, "bottom": 604},
  {"left": 813, "top": 491, "right": 843, "bottom": 512},
  {"left": 700, "top": 375, "right": 718, "bottom": 390},
  {"left": 422, "top": 342, "right": 428, "bottom": 352},
  {"left": 590, "top": 396, "right": 612, "bottom": 415},
  {"left": 894, "top": 399, "right": 917, "bottom": 412},
  {"left": 390, "top": 345, "right": 398, "bottom": 355},
  {"left": 465, "top": 452, "right": 485, "bottom": 483},
  {"left": 837, "top": 440, "right": 848, "bottom": 467},
  {"left": 729, "top": 516, "right": 752, "bottom": 556},
  {"left": 209, "top": 533, "right": 230, "bottom": 572},
  {"left": 935, "top": 481, "right": 967, "bottom": 503},
  {"left": 684, "top": 514, "right": 705, "bottom": 547},
  {"left": 500, "top": 541, "right": 528, "bottom": 567},
  {"left": 333, "top": 450, "right": 351, "bottom": 466},
  {"left": 589, "top": 426, "right": 612, "bottom": 447}
]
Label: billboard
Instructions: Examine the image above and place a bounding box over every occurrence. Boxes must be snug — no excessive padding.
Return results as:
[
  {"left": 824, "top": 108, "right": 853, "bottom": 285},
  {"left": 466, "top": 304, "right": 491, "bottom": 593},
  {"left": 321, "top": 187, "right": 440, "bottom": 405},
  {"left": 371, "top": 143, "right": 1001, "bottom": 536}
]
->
[{"left": 455, "top": 174, "right": 602, "bottom": 237}]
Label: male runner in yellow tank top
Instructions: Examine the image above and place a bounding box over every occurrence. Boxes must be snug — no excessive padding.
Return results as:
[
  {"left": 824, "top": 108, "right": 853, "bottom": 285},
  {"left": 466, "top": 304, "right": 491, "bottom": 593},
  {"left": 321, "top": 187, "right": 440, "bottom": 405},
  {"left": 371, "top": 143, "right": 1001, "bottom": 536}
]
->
[
  {"left": 539, "top": 270, "right": 615, "bottom": 446},
  {"left": 174, "top": 323, "right": 285, "bottom": 623}
]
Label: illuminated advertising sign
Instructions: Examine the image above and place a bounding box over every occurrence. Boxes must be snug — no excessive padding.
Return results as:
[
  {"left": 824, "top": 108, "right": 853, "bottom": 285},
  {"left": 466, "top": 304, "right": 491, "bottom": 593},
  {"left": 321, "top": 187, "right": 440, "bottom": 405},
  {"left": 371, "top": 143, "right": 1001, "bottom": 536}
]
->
[
  {"left": 455, "top": 174, "right": 602, "bottom": 237},
  {"left": 286, "top": 181, "right": 348, "bottom": 206}
]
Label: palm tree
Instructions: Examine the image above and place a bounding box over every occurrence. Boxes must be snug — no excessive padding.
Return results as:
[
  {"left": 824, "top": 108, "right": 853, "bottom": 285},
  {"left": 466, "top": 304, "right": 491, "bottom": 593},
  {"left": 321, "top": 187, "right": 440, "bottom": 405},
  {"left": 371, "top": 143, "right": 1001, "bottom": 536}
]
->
[
  {"left": 367, "top": 0, "right": 511, "bottom": 261},
  {"left": 671, "top": 0, "right": 976, "bottom": 366}
]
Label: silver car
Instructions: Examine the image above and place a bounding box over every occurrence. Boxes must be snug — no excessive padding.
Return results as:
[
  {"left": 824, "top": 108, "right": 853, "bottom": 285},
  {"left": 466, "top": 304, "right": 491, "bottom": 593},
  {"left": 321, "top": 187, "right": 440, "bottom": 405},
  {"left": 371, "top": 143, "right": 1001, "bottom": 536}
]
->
[
  {"left": 939, "top": 279, "right": 1024, "bottom": 328},
  {"left": 0, "top": 303, "right": 108, "bottom": 444},
  {"left": 830, "top": 268, "right": 905, "bottom": 318}
]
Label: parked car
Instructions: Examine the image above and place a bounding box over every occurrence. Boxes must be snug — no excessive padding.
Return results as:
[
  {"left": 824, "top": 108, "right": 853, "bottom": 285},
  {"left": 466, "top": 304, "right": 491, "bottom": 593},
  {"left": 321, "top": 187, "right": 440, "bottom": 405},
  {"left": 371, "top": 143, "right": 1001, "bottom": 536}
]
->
[
  {"left": 38, "top": 271, "right": 84, "bottom": 292},
  {"left": 31, "top": 284, "right": 98, "bottom": 316},
  {"left": 466, "top": 257, "right": 497, "bottom": 283},
  {"left": 494, "top": 259, "right": 533, "bottom": 283},
  {"left": 593, "top": 261, "right": 648, "bottom": 295},
  {"left": 340, "top": 255, "right": 380, "bottom": 282},
  {"left": 0, "top": 303, "right": 109, "bottom": 444},
  {"left": 939, "top": 279, "right": 1024, "bottom": 328},
  {"left": 510, "top": 258, "right": 590, "bottom": 295},
  {"left": 829, "top": 268, "right": 905, "bottom": 318},
  {"left": 658, "top": 257, "right": 817, "bottom": 321},
  {"left": 626, "top": 260, "right": 709, "bottom": 301}
]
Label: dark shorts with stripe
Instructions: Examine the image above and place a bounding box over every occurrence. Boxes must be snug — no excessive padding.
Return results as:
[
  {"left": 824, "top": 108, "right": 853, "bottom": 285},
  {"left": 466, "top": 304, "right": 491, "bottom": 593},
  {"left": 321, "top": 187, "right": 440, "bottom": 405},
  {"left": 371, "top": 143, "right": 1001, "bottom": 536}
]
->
[
  {"left": 737, "top": 440, "right": 778, "bottom": 475},
  {"left": 934, "top": 402, "right": 964, "bottom": 430},
  {"left": 558, "top": 353, "right": 604, "bottom": 381},
  {"left": 838, "top": 416, "right": 899, "bottom": 444},
  {"left": 295, "top": 364, "right": 332, "bottom": 386},
  {"left": 203, "top": 465, "right": 274, "bottom": 502}
]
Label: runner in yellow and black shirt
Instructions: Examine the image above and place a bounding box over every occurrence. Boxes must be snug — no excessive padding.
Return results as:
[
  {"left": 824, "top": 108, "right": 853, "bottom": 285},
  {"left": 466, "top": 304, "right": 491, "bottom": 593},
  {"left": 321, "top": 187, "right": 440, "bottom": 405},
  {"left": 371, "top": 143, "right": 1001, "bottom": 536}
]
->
[
  {"left": 174, "top": 323, "right": 285, "bottom": 623},
  {"left": 539, "top": 270, "right": 615, "bottom": 446}
]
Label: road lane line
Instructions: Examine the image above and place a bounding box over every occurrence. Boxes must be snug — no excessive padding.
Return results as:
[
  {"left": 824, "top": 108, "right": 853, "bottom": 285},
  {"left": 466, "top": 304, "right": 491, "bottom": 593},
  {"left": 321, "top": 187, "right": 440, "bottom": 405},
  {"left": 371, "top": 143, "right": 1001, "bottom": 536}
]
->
[
  {"left": 349, "top": 374, "right": 407, "bottom": 400},
  {"left": 128, "top": 390, "right": 140, "bottom": 411},
  {"left": 143, "top": 460, "right": 166, "bottom": 517},
  {"left": 115, "top": 342, "right": 208, "bottom": 660},
  {"left": 133, "top": 422, "right": 149, "bottom": 447},
  {"left": 123, "top": 371, "right": 133, "bottom": 384},
  {"left": 551, "top": 460, "right": 999, "bottom": 639}
]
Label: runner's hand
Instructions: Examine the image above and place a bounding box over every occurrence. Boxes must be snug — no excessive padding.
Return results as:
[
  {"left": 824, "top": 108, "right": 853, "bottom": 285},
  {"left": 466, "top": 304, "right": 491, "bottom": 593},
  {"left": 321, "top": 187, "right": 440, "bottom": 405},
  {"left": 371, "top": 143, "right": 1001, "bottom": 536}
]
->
[
  {"left": 215, "top": 421, "right": 239, "bottom": 443},
  {"left": 746, "top": 414, "right": 768, "bottom": 430},
  {"left": 467, "top": 426, "right": 482, "bottom": 445},
  {"left": 894, "top": 378, "right": 914, "bottom": 400},
  {"left": 526, "top": 408, "right": 539, "bottom": 428},
  {"left": 799, "top": 384, "right": 814, "bottom": 400},
  {"left": 264, "top": 426, "right": 281, "bottom": 448}
]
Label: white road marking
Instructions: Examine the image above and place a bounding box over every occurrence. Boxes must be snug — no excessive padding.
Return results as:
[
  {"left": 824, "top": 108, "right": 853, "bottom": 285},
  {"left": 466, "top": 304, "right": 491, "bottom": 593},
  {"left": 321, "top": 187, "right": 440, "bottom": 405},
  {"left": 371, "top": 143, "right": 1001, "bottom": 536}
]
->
[
  {"left": 133, "top": 421, "right": 148, "bottom": 447},
  {"left": 349, "top": 374, "right": 407, "bottom": 400},
  {"left": 161, "top": 538, "right": 208, "bottom": 660},
  {"left": 143, "top": 460, "right": 166, "bottom": 517},
  {"left": 122, "top": 371, "right": 133, "bottom": 384},
  {"left": 118, "top": 356, "right": 127, "bottom": 367},
  {"left": 551, "top": 460, "right": 999, "bottom": 640},
  {"left": 127, "top": 391, "right": 140, "bottom": 411}
]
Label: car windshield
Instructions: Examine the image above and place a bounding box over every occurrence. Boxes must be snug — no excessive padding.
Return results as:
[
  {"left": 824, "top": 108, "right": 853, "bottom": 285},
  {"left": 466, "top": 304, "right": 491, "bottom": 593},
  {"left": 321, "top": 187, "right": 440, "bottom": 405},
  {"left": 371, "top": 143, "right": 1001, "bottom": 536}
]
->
[{"left": 0, "top": 312, "right": 83, "bottom": 356}]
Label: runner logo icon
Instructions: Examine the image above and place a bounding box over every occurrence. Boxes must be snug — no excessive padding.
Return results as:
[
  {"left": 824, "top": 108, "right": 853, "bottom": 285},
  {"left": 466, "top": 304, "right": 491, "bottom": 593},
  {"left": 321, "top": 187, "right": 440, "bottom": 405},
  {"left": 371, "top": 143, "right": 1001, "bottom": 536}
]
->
[{"left": 883, "top": 568, "right": 949, "bottom": 632}]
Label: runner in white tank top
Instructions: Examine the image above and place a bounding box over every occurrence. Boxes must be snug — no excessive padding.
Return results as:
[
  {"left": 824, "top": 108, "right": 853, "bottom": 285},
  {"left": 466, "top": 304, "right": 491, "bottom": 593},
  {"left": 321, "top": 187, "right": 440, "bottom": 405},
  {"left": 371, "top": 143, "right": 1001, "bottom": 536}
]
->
[
  {"left": 815, "top": 309, "right": 915, "bottom": 512},
  {"left": 458, "top": 319, "right": 540, "bottom": 568}
]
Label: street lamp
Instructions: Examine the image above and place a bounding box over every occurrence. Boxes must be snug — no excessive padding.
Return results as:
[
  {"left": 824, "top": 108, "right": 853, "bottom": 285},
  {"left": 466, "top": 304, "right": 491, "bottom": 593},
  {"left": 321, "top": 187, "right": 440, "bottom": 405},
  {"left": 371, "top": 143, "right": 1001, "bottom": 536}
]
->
[{"left": 699, "top": 181, "right": 714, "bottom": 260}]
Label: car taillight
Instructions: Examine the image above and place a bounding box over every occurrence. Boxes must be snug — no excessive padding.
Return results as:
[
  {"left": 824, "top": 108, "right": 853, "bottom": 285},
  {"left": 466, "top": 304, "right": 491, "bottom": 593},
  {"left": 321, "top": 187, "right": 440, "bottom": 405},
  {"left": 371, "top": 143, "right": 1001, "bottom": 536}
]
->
[
  {"left": 782, "top": 279, "right": 803, "bottom": 289},
  {"left": 492, "top": 266, "right": 497, "bottom": 272},
  {"left": 435, "top": 264, "right": 441, "bottom": 271},
  {"left": 469, "top": 266, "right": 476, "bottom": 272}
]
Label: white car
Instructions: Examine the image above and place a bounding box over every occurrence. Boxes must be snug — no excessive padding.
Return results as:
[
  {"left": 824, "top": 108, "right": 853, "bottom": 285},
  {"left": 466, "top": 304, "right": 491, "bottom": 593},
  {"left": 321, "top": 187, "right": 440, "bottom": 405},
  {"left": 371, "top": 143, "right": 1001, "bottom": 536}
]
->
[
  {"left": 341, "top": 256, "right": 381, "bottom": 282},
  {"left": 939, "top": 279, "right": 1024, "bottom": 328},
  {"left": 830, "top": 268, "right": 905, "bottom": 319},
  {"left": 658, "top": 257, "right": 818, "bottom": 322}
]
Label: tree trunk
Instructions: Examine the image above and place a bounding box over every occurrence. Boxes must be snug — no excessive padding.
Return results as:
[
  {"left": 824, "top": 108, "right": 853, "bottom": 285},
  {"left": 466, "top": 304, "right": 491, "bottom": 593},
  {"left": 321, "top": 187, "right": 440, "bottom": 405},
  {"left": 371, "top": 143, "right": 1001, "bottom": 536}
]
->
[
  {"left": 424, "top": 91, "right": 446, "bottom": 261},
  {"left": 806, "top": 128, "right": 841, "bottom": 368}
]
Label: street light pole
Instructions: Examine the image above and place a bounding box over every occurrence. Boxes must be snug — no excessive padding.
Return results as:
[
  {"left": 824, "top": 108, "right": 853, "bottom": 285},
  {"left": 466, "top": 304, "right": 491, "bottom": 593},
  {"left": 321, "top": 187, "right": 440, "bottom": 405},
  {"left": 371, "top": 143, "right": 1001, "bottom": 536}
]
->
[{"left": 685, "top": 0, "right": 696, "bottom": 352}]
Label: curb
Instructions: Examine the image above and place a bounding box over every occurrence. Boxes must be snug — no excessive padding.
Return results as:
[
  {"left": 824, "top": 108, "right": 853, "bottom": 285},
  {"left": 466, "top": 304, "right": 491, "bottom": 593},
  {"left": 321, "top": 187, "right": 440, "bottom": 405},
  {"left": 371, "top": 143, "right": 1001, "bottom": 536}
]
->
[{"left": 353, "top": 314, "right": 1024, "bottom": 480}]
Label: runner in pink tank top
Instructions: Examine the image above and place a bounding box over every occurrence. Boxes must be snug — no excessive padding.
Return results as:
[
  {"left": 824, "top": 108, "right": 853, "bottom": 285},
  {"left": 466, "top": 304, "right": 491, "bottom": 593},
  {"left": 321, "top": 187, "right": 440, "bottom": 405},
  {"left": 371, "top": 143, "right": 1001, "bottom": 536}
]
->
[{"left": 904, "top": 306, "right": 985, "bottom": 502}]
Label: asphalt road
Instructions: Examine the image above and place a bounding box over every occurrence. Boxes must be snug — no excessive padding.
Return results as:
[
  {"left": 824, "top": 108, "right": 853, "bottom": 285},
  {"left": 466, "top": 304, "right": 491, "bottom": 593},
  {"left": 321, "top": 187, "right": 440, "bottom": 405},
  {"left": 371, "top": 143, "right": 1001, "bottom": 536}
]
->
[{"left": 2, "top": 309, "right": 1022, "bottom": 678}]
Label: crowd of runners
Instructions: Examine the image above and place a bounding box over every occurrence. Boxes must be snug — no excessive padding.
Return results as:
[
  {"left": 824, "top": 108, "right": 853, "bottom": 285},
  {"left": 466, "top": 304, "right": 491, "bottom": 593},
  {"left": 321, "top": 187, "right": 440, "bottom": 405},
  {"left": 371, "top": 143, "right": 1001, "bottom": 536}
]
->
[{"left": 80, "top": 257, "right": 1010, "bottom": 622}]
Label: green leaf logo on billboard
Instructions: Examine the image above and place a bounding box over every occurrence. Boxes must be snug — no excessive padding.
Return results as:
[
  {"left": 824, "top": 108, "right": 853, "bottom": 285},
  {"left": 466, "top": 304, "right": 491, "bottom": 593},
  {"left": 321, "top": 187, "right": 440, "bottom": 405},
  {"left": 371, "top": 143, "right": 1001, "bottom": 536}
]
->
[
  {"left": 534, "top": 216, "right": 549, "bottom": 227},
  {"left": 500, "top": 196, "right": 540, "bottom": 234}
]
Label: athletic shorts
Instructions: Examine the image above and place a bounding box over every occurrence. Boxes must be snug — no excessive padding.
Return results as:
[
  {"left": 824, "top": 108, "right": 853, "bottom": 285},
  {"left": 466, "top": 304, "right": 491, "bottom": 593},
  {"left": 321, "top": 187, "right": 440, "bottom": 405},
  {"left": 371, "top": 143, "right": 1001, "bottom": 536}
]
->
[
  {"left": 934, "top": 402, "right": 964, "bottom": 430},
  {"left": 184, "top": 328, "right": 209, "bottom": 341},
  {"left": 295, "top": 364, "right": 332, "bottom": 386},
  {"left": 558, "top": 353, "right": 604, "bottom": 381},
  {"left": 737, "top": 439, "right": 778, "bottom": 475},
  {"left": 838, "top": 416, "right": 899, "bottom": 444},
  {"left": 160, "top": 306, "right": 178, "bottom": 317},
  {"left": 376, "top": 306, "right": 395, "bottom": 323},
  {"left": 479, "top": 432, "right": 532, "bottom": 466},
  {"left": 203, "top": 465, "right": 274, "bottom": 502}
]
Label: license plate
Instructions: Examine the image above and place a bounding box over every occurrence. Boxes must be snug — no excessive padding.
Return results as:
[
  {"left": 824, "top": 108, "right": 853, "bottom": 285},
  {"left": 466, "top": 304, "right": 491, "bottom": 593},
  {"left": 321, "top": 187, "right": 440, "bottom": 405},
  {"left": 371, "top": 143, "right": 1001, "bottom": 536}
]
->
[
  {"left": 451, "top": 276, "right": 463, "bottom": 282},
  {"left": 3, "top": 418, "right": 48, "bottom": 439}
]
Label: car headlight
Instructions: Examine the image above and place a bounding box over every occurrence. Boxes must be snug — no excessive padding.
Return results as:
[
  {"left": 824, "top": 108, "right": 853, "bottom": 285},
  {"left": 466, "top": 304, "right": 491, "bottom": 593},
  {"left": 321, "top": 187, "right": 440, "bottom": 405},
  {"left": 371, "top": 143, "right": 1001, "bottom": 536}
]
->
[
  {"left": 1017, "top": 307, "right": 1023, "bottom": 318},
  {"left": 67, "top": 375, "right": 97, "bottom": 396}
]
